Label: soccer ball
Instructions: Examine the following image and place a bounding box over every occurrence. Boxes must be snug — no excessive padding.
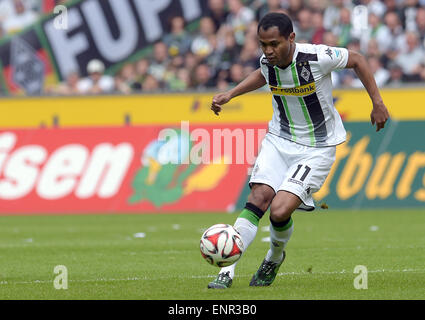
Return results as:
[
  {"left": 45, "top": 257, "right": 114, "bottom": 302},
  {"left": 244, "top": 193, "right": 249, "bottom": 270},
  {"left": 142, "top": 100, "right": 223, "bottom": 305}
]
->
[{"left": 200, "top": 224, "right": 244, "bottom": 267}]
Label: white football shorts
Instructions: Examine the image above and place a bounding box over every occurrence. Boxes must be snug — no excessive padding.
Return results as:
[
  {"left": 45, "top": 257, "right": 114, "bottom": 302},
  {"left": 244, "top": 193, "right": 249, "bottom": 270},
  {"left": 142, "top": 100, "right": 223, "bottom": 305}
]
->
[{"left": 249, "top": 133, "right": 336, "bottom": 211}]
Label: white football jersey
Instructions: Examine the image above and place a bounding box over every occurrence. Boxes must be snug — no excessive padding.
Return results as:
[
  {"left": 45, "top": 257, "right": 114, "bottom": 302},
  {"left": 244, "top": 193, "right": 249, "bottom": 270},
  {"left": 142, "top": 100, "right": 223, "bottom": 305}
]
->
[{"left": 260, "top": 43, "right": 349, "bottom": 147}]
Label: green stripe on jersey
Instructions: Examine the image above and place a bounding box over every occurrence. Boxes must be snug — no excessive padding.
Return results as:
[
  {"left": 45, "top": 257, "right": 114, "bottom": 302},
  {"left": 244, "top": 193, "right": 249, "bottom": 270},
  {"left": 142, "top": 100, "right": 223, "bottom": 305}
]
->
[
  {"left": 274, "top": 66, "right": 296, "bottom": 141},
  {"left": 290, "top": 63, "right": 316, "bottom": 146},
  {"left": 290, "top": 62, "right": 299, "bottom": 86},
  {"left": 281, "top": 96, "right": 296, "bottom": 141},
  {"left": 274, "top": 66, "right": 282, "bottom": 85},
  {"left": 298, "top": 97, "right": 316, "bottom": 146}
]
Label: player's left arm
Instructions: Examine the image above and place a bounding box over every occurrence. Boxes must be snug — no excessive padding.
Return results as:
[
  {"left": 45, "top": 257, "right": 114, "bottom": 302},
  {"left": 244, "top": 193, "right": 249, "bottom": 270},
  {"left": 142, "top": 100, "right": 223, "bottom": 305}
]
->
[{"left": 345, "top": 50, "right": 390, "bottom": 132}]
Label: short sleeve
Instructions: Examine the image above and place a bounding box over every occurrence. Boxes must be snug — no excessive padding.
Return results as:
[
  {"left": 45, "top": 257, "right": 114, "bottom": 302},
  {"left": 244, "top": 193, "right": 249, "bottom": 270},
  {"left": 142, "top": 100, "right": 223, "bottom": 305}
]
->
[
  {"left": 259, "top": 55, "right": 268, "bottom": 81},
  {"left": 317, "top": 45, "right": 349, "bottom": 75}
]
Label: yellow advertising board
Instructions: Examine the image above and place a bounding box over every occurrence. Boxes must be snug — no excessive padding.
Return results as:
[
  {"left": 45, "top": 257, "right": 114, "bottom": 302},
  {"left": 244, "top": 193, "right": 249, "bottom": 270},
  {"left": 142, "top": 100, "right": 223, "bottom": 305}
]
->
[{"left": 0, "top": 87, "right": 424, "bottom": 128}]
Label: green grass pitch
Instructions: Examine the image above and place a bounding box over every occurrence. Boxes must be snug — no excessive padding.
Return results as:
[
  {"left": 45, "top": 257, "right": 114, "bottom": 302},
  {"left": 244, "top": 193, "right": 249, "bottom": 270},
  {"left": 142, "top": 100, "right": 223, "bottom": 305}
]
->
[{"left": 0, "top": 209, "right": 424, "bottom": 300}]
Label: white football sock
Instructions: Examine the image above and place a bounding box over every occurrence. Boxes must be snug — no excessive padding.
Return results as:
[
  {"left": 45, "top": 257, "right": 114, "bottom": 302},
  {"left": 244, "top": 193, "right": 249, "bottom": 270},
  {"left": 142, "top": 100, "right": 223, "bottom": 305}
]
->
[
  {"left": 218, "top": 217, "right": 258, "bottom": 278},
  {"left": 266, "top": 219, "right": 294, "bottom": 263}
]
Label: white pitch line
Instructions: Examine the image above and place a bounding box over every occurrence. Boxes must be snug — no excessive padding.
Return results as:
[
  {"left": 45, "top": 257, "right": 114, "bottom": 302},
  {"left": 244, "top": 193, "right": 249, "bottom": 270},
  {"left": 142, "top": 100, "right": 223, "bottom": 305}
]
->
[
  {"left": 195, "top": 268, "right": 425, "bottom": 279},
  {"left": 1, "top": 268, "right": 424, "bottom": 286}
]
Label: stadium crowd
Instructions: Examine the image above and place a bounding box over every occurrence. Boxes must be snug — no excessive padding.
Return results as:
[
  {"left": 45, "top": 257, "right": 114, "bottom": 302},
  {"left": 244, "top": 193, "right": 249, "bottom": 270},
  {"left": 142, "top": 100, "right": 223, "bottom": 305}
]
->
[
  {"left": 1, "top": 0, "right": 425, "bottom": 95},
  {"left": 0, "top": 0, "right": 67, "bottom": 37}
]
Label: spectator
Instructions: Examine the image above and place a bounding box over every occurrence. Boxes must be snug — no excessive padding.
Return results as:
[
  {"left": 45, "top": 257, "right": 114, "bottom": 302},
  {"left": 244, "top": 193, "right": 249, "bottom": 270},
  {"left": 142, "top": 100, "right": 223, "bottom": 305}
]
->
[
  {"left": 115, "top": 63, "right": 141, "bottom": 94},
  {"left": 394, "top": 31, "right": 424, "bottom": 82},
  {"left": 382, "top": 11, "right": 406, "bottom": 54},
  {"left": 286, "top": 0, "right": 305, "bottom": 23},
  {"left": 2, "top": 0, "right": 425, "bottom": 96},
  {"left": 386, "top": 62, "right": 404, "bottom": 87},
  {"left": 163, "top": 55, "right": 187, "bottom": 91},
  {"left": 3, "top": 0, "right": 38, "bottom": 34},
  {"left": 239, "top": 36, "right": 261, "bottom": 69},
  {"left": 134, "top": 58, "right": 149, "bottom": 87},
  {"left": 294, "top": 8, "right": 314, "bottom": 43},
  {"left": 415, "top": 7, "right": 425, "bottom": 46},
  {"left": 217, "top": 30, "right": 241, "bottom": 71},
  {"left": 383, "top": 0, "right": 401, "bottom": 15},
  {"left": 173, "top": 68, "right": 192, "bottom": 91},
  {"left": 323, "top": 0, "right": 347, "bottom": 32},
  {"left": 334, "top": 7, "right": 353, "bottom": 47},
  {"left": 400, "top": 0, "right": 421, "bottom": 31},
  {"left": 245, "top": 20, "right": 260, "bottom": 41},
  {"left": 226, "top": 0, "right": 255, "bottom": 46},
  {"left": 204, "top": 33, "right": 223, "bottom": 73},
  {"left": 243, "top": 64, "right": 256, "bottom": 79},
  {"left": 256, "top": 0, "right": 283, "bottom": 21},
  {"left": 206, "top": 0, "right": 228, "bottom": 32},
  {"left": 420, "top": 62, "right": 425, "bottom": 82},
  {"left": 142, "top": 74, "right": 160, "bottom": 92},
  {"left": 350, "top": 56, "right": 390, "bottom": 88},
  {"left": 228, "top": 63, "right": 245, "bottom": 87},
  {"left": 347, "top": 39, "right": 361, "bottom": 53},
  {"left": 77, "top": 59, "right": 115, "bottom": 94},
  {"left": 0, "top": 0, "right": 13, "bottom": 23},
  {"left": 360, "top": 0, "right": 387, "bottom": 18},
  {"left": 148, "top": 41, "right": 169, "bottom": 84},
  {"left": 0, "top": 22, "right": 5, "bottom": 39},
  {"left": 47, "top": 71, "right": 82, "bottom": 96},
  {"left": 322, "top": 31, "right": 339, "bottom": 47},
  {"left": 163, "top": 16, "right": 192, "bottom": 57},
  {"left": 193, "top": 64, "right": 216, "bottom": 90},
  {"left": 307, "top": 0, "right": 327, "bottom": 13},
  {"left": 366, "top": 13, "right": 392, "bottom": 53},
  {"left": 366, "top": 38, "right": 382, "bottom": 59},
  {"left": 217, "top": 77, "right": 230, "bottom": 91},
  {"left": 184, "top": 52, "right": 199, "bottom": 76},
  {"left": 311, "top": 10, "right": 326, "bottom": 44},
  {"left": 169, "top": 54, "right": 185, "bottom": 70},
  {"left": 191, "top": 17, "right": 216, "bottom": 58}
]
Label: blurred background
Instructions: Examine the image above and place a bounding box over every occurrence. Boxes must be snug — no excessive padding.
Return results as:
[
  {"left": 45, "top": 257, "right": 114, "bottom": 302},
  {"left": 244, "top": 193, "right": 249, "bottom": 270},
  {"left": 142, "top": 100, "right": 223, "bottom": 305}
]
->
[
  {"left": 0, "top": 0, "right": 424, "bottom": 95},
  {"left": 0, "top": 0, "right": 424, "bottom": 214}
]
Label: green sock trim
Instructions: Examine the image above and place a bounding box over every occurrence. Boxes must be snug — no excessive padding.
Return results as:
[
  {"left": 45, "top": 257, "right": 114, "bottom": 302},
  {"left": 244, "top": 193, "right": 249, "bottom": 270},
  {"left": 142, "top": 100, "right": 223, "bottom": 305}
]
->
[
  {"left": 238, "top": 208, "right": 260, "bottom": 226},
  {"left": 272, "top": 217, "right": 293, "bottom": 232}
]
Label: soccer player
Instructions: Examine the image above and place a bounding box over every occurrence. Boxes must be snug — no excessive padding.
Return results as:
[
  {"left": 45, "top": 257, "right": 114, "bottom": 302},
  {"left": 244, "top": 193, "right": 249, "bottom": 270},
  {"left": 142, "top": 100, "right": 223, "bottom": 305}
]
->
[{"left": 208, "top": 12, "right": 389, "bottom": 289}]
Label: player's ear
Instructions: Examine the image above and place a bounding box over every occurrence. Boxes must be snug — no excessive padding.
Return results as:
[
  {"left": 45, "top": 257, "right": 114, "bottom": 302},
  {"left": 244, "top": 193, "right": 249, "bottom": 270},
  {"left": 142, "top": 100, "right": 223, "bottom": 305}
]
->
[{"left": 288, "top": 32, "right": 296, "bottom": 43}]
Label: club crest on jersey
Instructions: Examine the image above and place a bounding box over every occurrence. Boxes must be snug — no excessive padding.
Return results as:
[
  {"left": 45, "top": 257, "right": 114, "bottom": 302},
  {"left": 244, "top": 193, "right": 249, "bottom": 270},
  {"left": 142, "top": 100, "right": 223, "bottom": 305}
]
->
[
  {"left": 269, "top": 82, "right": 316, "bottom": 97},
  {"left": 301, "top": 66, "right": 310, "bottom": 82}
]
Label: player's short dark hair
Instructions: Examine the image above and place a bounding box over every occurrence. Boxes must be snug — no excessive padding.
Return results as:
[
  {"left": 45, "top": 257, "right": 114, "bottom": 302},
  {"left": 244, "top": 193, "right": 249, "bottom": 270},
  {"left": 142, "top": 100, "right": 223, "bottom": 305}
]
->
[{"left": 257, "top": 12, "right": 293, "bottom": 39}]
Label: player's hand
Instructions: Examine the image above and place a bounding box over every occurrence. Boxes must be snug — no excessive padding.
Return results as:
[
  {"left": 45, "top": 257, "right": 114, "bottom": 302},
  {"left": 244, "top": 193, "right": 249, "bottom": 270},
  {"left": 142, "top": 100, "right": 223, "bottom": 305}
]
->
[
  {"left": 211, "top": 92, "right": 232, "bottom": 116},
  {"left": 370, "top": 101, "right": 390, "bottom": 132}
]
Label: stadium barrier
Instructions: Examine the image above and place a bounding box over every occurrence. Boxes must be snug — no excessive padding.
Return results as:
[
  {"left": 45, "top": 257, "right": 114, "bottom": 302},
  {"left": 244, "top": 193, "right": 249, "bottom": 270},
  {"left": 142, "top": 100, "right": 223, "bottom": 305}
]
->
[{"left": 0, "top": 88, "right": 424, "bottom": 214}]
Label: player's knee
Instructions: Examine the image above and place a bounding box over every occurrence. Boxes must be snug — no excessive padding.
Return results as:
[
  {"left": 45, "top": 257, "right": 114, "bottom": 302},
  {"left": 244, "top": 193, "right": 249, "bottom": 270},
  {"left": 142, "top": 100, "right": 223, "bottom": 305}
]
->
[
  {"left": 270, "top": 201, "right": 293, "bottom": 222},
  {"left": 247, "top": 186, "right": 274, "bottom": 212}
]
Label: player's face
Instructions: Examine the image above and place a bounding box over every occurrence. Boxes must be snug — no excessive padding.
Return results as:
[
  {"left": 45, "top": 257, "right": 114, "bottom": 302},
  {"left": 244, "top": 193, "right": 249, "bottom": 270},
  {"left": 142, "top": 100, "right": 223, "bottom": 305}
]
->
[{"left": 258, "top": 26, "right": 295, "bottom": 67}]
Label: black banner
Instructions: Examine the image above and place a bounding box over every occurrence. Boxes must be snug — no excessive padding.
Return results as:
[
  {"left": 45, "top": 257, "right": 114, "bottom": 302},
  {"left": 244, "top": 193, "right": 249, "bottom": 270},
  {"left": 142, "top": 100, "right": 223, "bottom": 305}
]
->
[{"left": 0, "top": 0, "right": 209, "bottom": 94}]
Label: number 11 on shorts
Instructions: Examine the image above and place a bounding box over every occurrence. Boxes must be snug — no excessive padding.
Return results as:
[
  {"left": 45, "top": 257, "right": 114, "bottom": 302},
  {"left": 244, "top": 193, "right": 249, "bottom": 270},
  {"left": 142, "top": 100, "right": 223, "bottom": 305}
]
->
[{"left": 292, "top": 164, "right": 311, "bottom": 182}]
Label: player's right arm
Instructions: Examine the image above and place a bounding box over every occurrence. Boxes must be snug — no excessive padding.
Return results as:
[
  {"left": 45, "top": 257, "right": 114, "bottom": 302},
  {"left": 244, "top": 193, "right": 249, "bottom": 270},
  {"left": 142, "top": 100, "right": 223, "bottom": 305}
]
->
[{"left": 211, "top": 68, "right": 266, "bottom": 115}]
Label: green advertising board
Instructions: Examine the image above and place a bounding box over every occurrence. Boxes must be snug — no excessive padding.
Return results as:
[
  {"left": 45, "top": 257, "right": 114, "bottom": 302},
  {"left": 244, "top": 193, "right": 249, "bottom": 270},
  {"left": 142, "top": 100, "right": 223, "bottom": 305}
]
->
[{"left": 237, "top": 120, "right": 425, "bottom": 210}]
